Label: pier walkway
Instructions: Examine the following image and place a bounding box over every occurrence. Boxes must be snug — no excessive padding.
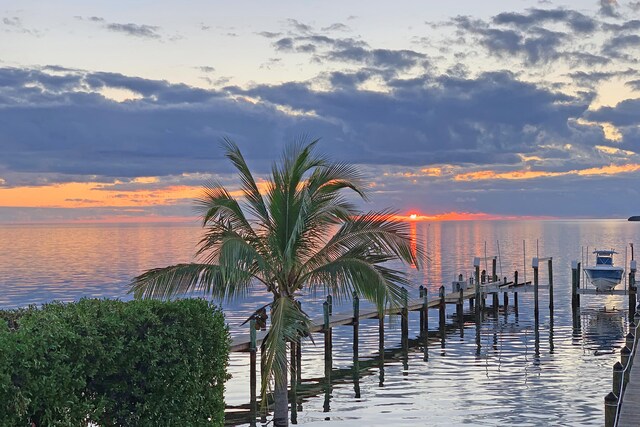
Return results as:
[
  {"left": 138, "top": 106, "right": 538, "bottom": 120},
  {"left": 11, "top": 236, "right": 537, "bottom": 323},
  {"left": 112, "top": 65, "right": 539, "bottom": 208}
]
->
[{"left": 618, "top": 331, "right": 640, "bottom": 426}]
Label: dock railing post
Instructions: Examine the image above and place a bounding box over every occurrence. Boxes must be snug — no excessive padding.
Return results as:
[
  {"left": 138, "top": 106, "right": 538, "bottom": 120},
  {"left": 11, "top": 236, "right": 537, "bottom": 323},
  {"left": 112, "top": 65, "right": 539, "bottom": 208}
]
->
[
  {"left": 613, "top": 361, "right": 624, "bottom": 398},
  {"left": 249, "top": 319, "right": 257, "bottom": 423},
  {"left": 577, "top": 261, "right": 582, "bottom": 310},
  {"left": 571, "top": 261, "right": 578, "bottom": 315},
  {"left": 457, "top": 288, "right": 464, "bottom": 328},
  {"left": 622, "top": 345, "right": 632, "bottom": 385},
  {"left": 327, "top": 294, "right": 333, "bottom": 352},
  {"left": 533, "top": 258, "right": 539, "bottom": 326},
  {"left": 605, "top": 392, "right": 618, "bottom": 427}
]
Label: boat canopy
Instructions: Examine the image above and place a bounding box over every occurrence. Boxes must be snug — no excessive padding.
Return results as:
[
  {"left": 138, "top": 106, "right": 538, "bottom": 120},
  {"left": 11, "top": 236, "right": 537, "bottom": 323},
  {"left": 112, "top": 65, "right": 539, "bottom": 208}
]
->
[{"left": 593, "top": 250, "right": 617, "bottom": 266}]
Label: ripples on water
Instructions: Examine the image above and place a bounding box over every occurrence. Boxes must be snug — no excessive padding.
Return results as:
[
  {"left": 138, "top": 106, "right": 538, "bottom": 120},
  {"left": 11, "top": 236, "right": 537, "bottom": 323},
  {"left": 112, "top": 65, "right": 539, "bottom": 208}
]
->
[{"left": 1, "top": 220, "right": 639, "bottom": 426}]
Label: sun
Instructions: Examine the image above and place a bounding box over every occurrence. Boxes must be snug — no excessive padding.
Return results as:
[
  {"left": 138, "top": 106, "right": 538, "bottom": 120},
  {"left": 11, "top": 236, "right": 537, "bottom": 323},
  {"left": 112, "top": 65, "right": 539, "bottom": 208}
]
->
[{"left": 409, "top": 214, "right": 417, "bottom": 220}]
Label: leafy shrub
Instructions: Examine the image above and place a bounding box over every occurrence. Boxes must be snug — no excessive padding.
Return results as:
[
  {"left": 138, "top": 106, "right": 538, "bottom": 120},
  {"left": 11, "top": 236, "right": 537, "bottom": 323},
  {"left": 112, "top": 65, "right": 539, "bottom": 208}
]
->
[{"left": 0, "top": 299, "right": 230, "bottom": 426}]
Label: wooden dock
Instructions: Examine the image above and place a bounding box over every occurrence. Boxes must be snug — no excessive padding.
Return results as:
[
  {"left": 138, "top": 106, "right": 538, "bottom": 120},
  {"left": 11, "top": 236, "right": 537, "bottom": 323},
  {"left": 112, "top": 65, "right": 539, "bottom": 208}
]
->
[{"left": 618, "top": 340, "right": 640, "bottom": 426}]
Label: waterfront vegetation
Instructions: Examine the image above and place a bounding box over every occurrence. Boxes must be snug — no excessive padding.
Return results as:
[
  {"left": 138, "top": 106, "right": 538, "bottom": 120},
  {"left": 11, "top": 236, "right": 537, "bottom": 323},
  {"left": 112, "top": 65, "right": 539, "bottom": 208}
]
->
[
  {"left": 0, "top": 299, "right": 229, "bottom": 426},
  {"left": 130, "top": 138, "right": 423, "bottom": 426}
]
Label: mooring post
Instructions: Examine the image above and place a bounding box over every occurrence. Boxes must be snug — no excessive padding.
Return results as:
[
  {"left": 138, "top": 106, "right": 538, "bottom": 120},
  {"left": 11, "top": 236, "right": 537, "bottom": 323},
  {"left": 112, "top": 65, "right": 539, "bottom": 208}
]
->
[
  {"left": 353, "top": 291, "right": 359, "bottom": 361},
  {"left": 260, "top": 341, "right": 267, "bottom": 423},
  {"left": 474, "top": 257, "right": 481, "bottom": 318},
  {"left": 629, "top": 260, "right": 637, "bottom": 321},
  {"left": 622, "top": 346, "right": 632, "bottom": 384},
  {"left": 514, "top": 270, "right": 519, "bottom": 314},
  {"left": 492, "top": 292, "right": 499, "bottom": 314},
  {"left": 439, "top": 285, "right": 446, "bottom": 335},
  {"left": 401, "top": 287, "right": 409, "bottom": 346},
  {"left": 577, "top": 261, "right": 582, "bottom": 310},
  {"left": 423, "top": 288, "right": 429, "bottom": 361},
  {"left": 571, "top": 261, "right": 578, "bottom": 317},
  {"left": 296, "top": 302, "right": 302, "bottom": 385},
  {"left": 457, "top": 288, "right": 464, "bottom": 325},
  {"left": 548, "top": 258, "right": 554, "bottom": 318},
  {"left": 327, "top": 294, "right": 333, "bottom": 352},
  {"left": 492, "top": 257, "right": 497, "bottom": 282},
  {"left": 249, "top": 319, "right": 257, "bottom": 422},
  {"left": 323, "top": 300, "right": 331, "bottom": 361},
  {"left": 605, "top": 392, "right": 618, "bottom": 427},
  {"left": 378, "top": 309, "right": 385, "bottom": 355},
  {"left": 613, "top": 361, "right": 624, "bottom": 398},
  {"left": 533, "top": 258, "right": 539, "bottom": 326},
  {"left": 626, "top": 332, "right": 635, "bottom": 351},
  {"left": 503, "top": 277, "right": 509, "bottom": 311},
  {"left": 419, "top": 285, "right": 425, "bottom": 333}
]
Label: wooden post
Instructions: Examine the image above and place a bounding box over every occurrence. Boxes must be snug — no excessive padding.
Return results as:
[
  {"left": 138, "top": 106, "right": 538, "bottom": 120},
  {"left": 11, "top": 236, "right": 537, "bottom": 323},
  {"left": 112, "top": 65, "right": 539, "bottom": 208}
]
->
[
  {"left": 622, "top": 346, "right": 632, "bottom": 384},
  {"left": 474, "top": 258, "right": 481, "bottom": 318},
  {"left": 503, "top": 276, "right": 509, "bottom": 312},
  {"left": 290, "top": 335, "right": 297, "bottom": 421},
  {"left": 604, "top": 392, "right": 618, "bottom": 427},
  {"left": 260, "top": 342, "right": 267, "bottom": 423},
  {"left": 296, "top": 303, "right": 302, "bottom": 385},
  {"left": 457, "top": 288, "right": 464, "bottom": 325},
  {"left": 514, "top": 270, "right": 519, "bottom": 314},
  {"left": 323, "top": 300, "right": 331, "bottom": 361},
  {"left": 492, "top": 292, "right": 499, "bottom": 314},
  {"left": 378, "top": 310, "right": 385, "bottom": 355},
  {"left": 571, "top": 261, "right": 578, "bottom": 317},
  {"left": 423, "top": 289, "right": 429, "bottom": 361},
  {"left": 353, "top": 291, "right": 359, "bottom": 361},
  {"left": 419, "top": 285, "right": 425, "bottom": 334},
  {"left": 249, "top": 319, "right": 257, "bottom": 422},
  {"left": 533, "top": 258, "right": 539, "bottom": 326},
  {"left": 492, "top": 257, "right": 497, "bottom": 282},
  {"left": 629, "top": 261, "right": 637, "bottom": 321},
  {"left": 577, "top": 261, "right": 581, "bottom": 310},
  {"left": 401, "top": 287, "right": 409, "bottom": 346},
  {"left": 548, "top": 258, "right": 554, "bottom": 318},
  {"left": 327, "top": 294, "right": 333, "bottom": 353},
  {"left": 439, "top": 285, "right": 446, "bottom": 335},
  {"left": 613, "top": 361, "right": 624, "bottom": 398}
]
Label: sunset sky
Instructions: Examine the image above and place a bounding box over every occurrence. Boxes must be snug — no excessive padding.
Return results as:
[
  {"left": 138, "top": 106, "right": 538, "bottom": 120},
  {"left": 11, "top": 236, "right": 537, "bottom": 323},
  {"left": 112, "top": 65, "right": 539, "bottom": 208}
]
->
[{"left": 1, "top": 0, "right": 640, "bottom": 223}]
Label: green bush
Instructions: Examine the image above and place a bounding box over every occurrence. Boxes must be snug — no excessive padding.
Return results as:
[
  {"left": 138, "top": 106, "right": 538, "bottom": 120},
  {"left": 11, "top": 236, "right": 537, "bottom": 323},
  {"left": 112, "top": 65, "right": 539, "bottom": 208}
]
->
[{"left": 0, "top": 299, "right": 230, "bottom": 427}]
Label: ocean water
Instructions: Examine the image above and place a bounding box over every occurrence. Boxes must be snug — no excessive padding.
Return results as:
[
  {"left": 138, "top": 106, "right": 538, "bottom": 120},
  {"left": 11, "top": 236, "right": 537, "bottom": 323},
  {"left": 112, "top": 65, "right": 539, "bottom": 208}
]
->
[{"left": 1, "top": 219, "right": 639, "bottom": 426}]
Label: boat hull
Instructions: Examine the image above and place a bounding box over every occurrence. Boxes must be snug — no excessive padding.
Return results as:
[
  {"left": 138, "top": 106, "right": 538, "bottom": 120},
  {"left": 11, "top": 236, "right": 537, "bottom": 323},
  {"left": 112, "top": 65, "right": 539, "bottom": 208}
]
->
[{"left": 584, "top": 267, "right": 624, "bottom": 291}]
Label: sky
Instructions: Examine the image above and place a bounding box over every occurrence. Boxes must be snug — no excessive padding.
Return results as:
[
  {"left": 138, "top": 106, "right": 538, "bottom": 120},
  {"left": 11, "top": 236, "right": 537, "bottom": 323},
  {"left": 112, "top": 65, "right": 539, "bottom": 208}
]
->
[{"left": 1, "top": 0, "right": 640, "bottom": 223}]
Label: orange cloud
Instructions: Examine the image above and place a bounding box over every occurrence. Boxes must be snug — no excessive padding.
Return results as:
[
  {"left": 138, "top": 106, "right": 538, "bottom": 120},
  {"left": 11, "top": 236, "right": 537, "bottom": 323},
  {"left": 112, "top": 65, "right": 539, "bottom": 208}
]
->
[{"left": 453, "top": 163, "right": 640, "bottom": 182}]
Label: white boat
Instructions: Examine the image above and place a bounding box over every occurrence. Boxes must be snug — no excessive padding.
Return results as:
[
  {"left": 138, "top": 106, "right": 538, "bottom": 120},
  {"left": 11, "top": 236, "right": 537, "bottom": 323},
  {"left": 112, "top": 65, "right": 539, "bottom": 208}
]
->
[{"left": 584, "top": 250, "right": 624, "bottom": 291}]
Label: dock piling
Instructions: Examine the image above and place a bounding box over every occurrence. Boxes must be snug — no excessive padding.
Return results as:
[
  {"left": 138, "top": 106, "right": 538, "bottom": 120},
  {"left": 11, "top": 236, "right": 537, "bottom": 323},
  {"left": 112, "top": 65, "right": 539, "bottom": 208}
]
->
[
  {"left": 622, "top": 346, "right": 632, "bottom": 384},
  {"left": 548, "top": 258, "right": 554, "bottom": 318},
  {"left": 323, "top": 300, "right": 331, "bottom": 361},
  {"left": 605, "top": 392, "right": 618, "bottom": 427},
  {"left": 353, "top": 292, "right": 359, "bottom": 361},
  {"left": 249, "top": 319, "right": 257, "bottom": 423},
  {"left": 439, "top": 285, "right": 446, "bottom": 335},
  {"left": 419, "top": 285, "right": 425, "bottom": 334},
  {"left": 533, "top": 258, "right": 539, "bottom": 326},
  {"left": 630, "top": 260, "right": 637, "bottom": 321},
  {"left": 513, "top": 270, "right": 519, "bottom": 314}
]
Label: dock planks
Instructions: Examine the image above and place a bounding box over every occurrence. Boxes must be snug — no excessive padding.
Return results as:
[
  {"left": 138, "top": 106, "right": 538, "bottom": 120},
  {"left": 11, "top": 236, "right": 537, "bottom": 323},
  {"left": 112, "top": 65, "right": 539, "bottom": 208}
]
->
[{"left": 617, "top": 343, "right": 640, "bottom": 426}]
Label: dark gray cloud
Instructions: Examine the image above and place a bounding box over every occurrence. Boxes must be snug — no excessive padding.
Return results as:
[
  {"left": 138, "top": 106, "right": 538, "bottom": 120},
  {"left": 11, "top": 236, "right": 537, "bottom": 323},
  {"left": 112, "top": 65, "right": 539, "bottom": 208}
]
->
[
  {"left": 567, "top": 68, "right": 638, "bottom": 86},
  {"left": 602, "top": 19, "right": 640, "bottom": 32},
  {"left": 599, "top": 0, "right": 620, "bottom": 17},
  {"left": 602, "top": 34, "right": 640, "bottom": 59},
  {"left": 78, "top": 16, "right": 161, "bottom": 39},
  {"left": 105, "top": 23, "right": 160, "bottom": 39},
  {"left": 626, "top": 79, "right": 640, "bottom": 90},
  {"left": 492, "top": 8, "right": 597, "bottom": 33},
  {"left": 0, "top": 66, "right": 605, "bottom": 189}
]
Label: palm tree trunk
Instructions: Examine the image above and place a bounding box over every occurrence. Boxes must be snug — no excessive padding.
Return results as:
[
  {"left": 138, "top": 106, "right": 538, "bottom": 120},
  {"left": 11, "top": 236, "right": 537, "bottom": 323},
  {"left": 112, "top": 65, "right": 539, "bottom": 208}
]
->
[{"left": 273, "top": 355, "right": 289, "bottom": 427}]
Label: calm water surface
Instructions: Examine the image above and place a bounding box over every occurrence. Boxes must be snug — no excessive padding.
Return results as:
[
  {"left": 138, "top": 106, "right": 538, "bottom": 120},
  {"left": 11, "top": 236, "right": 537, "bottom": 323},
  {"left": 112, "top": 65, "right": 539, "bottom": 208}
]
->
[{"left": 1, "top": 220, "right": 639, "bottom": 426}]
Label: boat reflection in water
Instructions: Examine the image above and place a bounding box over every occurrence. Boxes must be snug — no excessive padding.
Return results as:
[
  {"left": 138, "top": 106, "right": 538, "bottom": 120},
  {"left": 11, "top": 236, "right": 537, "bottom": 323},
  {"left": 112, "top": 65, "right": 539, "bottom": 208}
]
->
[{"left": 580, "top": 305, "right": 626, "bottom": 355}]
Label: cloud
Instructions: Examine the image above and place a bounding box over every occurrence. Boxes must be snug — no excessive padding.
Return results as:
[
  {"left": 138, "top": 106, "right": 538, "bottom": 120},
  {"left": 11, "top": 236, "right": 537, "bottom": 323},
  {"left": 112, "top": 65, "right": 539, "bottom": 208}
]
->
[
  {"left": 627, "top": 79, "right": 640, "bottom": 91},
  {"left": 78, "top": 16, "right": 162, "bottom": 39},
  {"left": 602, "top": 34, "right": 640, "bottom": 58},
  {"left": 492, "top": 8, "right": 597, "bottom": 33},
  {"left": 105, "top": 23, "right": 160, "bottom": 39},
  {"left": 599, "top": 0, "right": 620, "bottom": 17}
]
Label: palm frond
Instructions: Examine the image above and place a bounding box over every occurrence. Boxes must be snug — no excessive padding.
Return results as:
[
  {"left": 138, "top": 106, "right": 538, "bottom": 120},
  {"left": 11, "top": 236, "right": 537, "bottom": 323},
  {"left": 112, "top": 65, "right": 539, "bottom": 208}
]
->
[
  {"left": 220, "top": 137, "right": 271, "bottom": 226},
  {"left": 130, "top": 264, "right": 223, "bottom": 300},
  {"left": 260, "top": 297, "right": 312, "bottom": 403}
]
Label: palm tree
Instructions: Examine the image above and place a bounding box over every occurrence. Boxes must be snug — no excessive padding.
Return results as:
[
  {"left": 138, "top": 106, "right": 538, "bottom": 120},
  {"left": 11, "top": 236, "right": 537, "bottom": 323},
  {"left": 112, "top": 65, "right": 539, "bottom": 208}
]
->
[{"left": 130, "top": 137, "right": 423, "bottom": 426}]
